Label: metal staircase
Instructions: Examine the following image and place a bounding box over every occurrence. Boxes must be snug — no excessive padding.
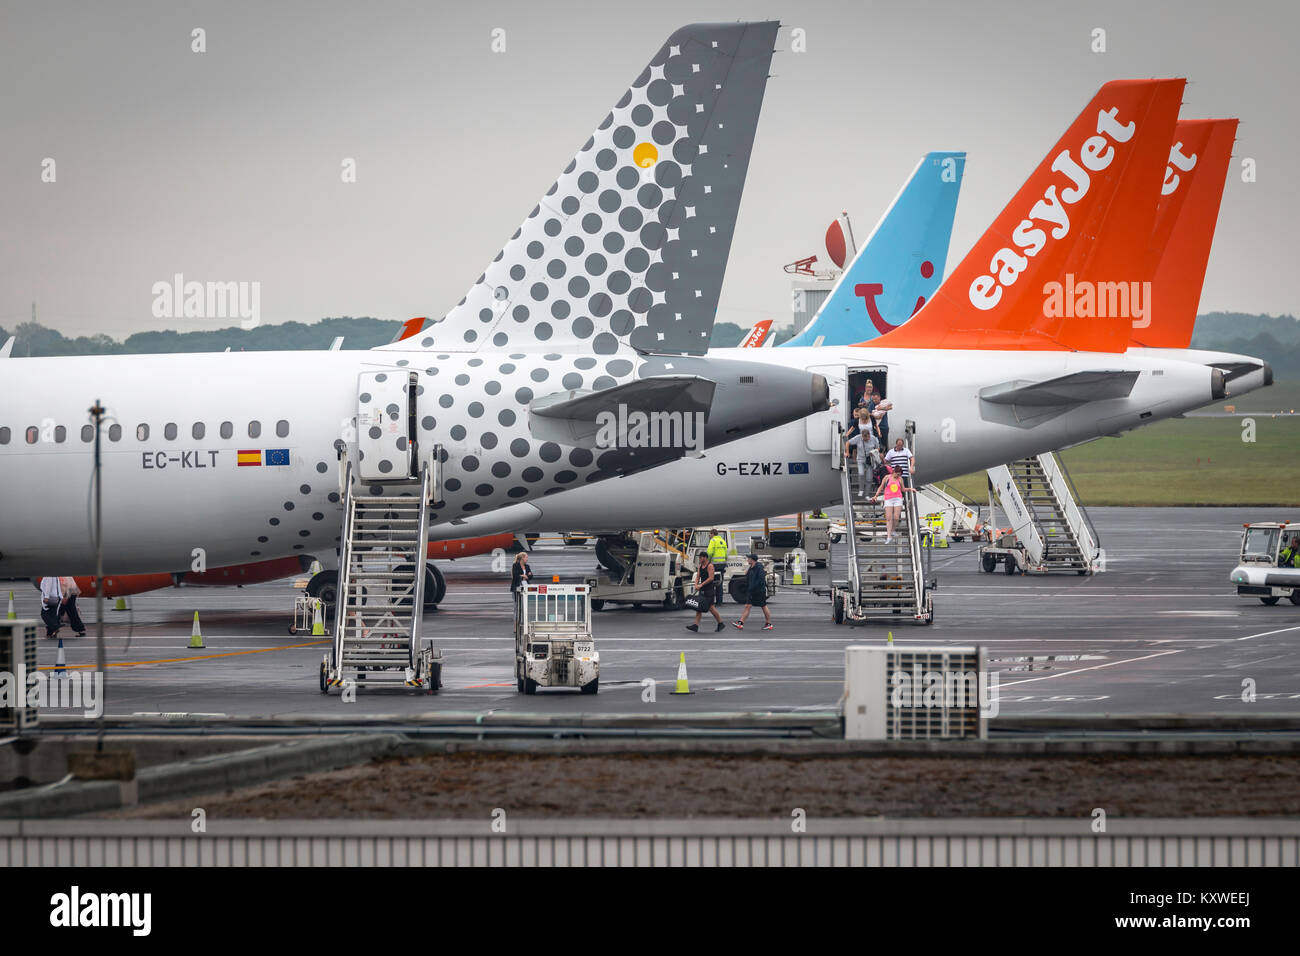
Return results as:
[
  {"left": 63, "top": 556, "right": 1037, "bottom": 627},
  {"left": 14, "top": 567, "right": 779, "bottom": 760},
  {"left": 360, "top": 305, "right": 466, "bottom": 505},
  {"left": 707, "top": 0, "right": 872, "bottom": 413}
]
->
[
  {"left": 985, "top": 452, "right": 1101, "bottom": 574},
  {"left": 831, "top": 420, "right": 933, "bottom": 625},
  {"left": 320, "top": 452, "right": 443, "bottom": 694}
]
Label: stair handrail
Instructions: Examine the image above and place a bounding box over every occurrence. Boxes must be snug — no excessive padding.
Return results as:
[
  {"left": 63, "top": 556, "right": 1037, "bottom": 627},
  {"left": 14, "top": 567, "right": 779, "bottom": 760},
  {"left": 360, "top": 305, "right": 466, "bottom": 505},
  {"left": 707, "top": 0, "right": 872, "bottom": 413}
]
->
[
  {"left": 333, "top": 455, "right": 356, "bottom": 667},
  {"left": 1042, "top": 452, "right": 1101, "bottom": 565},
  {"left": 834, "top": 420, "right": 861, "bottom": 599},
  {"left": 407, "top": 463, "right": 431, "bottom": 669},
  {"left": 902, "top": 420, "right": 926, "bottom": 617}
]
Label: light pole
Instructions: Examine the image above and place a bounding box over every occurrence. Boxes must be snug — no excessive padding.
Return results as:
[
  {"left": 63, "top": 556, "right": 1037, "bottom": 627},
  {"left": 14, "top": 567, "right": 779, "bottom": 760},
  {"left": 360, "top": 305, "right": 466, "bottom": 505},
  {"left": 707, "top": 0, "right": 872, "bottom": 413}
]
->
[{"left": 89, "top": 399, "right": 106, "bottom": 751}]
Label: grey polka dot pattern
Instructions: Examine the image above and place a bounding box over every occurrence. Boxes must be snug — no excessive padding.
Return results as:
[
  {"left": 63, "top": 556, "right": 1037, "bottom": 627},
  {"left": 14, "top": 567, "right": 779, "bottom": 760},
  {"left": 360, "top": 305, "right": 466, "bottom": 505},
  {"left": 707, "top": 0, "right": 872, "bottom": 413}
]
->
[
  {"left": 376, "top": 23, "right": 778, "bottom": 357},
  {"left": 238, "top": 25, "right": 778, "bottom": 543}
]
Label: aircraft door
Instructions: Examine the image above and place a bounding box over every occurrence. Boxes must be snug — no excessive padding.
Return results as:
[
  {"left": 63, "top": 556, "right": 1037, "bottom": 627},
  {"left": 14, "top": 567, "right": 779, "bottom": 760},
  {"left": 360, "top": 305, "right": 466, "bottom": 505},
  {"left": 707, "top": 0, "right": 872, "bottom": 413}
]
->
[
  {"left": 357, "top": 370, "right": 416, "bottom": 482},
  {"left": 805, "top": 364, "right": 847, "bottom": 453}
]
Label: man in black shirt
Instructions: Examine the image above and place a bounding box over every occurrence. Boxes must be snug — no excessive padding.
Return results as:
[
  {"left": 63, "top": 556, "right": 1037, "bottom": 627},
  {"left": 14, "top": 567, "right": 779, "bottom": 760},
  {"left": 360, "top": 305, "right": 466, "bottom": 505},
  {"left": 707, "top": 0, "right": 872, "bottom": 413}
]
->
[{"left": 732, "top": 554, "right": 772, "bottom": 630}]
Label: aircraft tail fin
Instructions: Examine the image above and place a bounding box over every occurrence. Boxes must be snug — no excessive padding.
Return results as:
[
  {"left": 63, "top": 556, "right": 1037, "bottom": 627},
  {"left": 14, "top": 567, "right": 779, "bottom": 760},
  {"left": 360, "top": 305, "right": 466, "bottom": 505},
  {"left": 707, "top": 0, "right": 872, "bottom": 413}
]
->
[
  {"left": 739, "top": 319, "right": 773, "bottom": 347},
  {"left": 381, "top": 22, "right": 780, "bottom": 357},
  {"left": 785, "top": 151, "right": 964, "bottom": 348},
  {"left": 870, "top": 79, "right": 1185, "bottom": 352},
  {"left": 1132, "top": 118, "right": 1238, "bottom": 348}
]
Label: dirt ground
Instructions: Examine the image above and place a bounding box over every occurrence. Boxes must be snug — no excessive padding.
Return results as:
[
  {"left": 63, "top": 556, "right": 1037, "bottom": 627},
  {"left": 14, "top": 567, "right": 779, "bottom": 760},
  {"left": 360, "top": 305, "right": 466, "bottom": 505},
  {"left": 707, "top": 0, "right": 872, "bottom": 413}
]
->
[{"left": 107, "top": 751, "right": 1300, "bottom": 818}]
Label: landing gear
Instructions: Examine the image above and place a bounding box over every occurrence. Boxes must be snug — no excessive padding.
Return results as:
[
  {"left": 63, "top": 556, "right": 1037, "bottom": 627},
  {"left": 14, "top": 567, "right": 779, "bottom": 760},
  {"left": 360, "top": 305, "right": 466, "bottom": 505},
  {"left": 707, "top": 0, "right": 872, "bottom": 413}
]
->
[
  {"left": 306, "top": 569, "right": 339, "bottom": 615},
  {"left": 424, "top": 562, "right": 446, "bottom": 607}
]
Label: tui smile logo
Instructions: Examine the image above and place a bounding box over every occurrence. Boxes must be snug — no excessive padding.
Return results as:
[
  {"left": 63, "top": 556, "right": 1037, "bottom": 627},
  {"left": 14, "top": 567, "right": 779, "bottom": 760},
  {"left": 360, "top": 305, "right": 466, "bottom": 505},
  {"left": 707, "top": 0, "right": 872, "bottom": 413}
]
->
[{"left": 855, "top": 259, "right": 935, "bottom": 334}]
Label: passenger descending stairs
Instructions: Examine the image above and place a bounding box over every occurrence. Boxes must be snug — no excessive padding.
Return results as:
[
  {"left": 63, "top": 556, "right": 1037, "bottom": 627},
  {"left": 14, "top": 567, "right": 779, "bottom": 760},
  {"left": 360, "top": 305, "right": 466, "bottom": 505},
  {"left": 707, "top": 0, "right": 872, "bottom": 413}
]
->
[
  {"left": 320, "top": 458, "right": 442, "bottom": 693},
  {"left": 985, "top": 453, "right": 1101, "bottom": 574},
  {"left": 831, "top": 420, "right": 933, "bottom": 625}
]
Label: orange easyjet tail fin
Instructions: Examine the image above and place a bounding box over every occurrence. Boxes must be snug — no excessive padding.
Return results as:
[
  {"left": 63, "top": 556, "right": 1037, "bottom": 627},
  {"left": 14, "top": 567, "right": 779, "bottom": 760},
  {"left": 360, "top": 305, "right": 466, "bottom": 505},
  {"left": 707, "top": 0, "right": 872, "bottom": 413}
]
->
[
  {"left": 1131, "top": 118, "right": 1238, "bottom": 348},
  {"left": 869, "top": 79, "right": 1185, "bottom": 352}
]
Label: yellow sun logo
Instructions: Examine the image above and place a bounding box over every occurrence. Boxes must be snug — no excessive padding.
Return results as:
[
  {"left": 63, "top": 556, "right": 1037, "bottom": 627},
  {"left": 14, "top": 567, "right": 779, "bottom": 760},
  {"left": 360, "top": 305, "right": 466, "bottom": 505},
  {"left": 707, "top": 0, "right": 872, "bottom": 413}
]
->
[{"left": 633, "top": 142, "right": 658, "bottom": 168}]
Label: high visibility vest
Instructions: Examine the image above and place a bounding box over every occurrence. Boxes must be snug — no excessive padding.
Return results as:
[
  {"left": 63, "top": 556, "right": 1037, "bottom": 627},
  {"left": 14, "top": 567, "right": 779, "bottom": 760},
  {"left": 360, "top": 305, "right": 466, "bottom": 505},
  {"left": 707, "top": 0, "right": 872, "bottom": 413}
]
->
[{"left": 707, "top": 535, "right": 728, "bottom": 561}]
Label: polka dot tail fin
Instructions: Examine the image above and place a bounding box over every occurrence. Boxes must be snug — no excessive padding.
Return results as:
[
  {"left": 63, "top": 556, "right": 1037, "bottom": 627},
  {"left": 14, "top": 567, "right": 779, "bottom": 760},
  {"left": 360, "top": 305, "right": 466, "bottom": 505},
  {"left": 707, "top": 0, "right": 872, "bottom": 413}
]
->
[{"left": 379, "top": 22, "right": 780, "bottom": 357}]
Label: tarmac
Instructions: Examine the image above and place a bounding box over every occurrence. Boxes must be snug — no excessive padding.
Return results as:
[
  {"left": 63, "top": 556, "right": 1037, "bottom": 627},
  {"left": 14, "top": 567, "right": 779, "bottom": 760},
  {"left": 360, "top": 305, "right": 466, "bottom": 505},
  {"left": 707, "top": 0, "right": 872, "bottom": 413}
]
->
[{"left": 7, "top": 506, "right": 1299, "bottom": 722}]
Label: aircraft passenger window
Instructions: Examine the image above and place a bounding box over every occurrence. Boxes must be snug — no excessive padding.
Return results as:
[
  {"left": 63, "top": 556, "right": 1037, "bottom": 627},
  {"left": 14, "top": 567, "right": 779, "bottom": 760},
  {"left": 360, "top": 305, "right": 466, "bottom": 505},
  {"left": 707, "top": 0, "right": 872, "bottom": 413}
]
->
[
  {"left": 220, "top": 421, "right": 233, "bottom": 439},
  {"left": 0, "top": 427, "right": 9, "bottom": 444},
  {"left": 164, "top": 422, "right": 177, "bottom": 440},
  {"left": 193, "top": 422, "right": 205, "bottom": 440},
  {"left": 81, "top": 425, "right": 93, "bottom": 442},
  {"left": 248, "top": 420, "right": 261, "bottom": 439},
  {"left": 108, "top": 424, "right": 122, "bottom": 442},
  {"left": 25, "top": 426, "right": 37, "bottom": 444},
  {"left": 137, "top": 424, "right": 150, "bottom": 441},
  {"left": 54, "top": 425, "right": 66, "bottom": 443},
  {"left": 276, "top": 419, "right": 289, "bottom": 438}
]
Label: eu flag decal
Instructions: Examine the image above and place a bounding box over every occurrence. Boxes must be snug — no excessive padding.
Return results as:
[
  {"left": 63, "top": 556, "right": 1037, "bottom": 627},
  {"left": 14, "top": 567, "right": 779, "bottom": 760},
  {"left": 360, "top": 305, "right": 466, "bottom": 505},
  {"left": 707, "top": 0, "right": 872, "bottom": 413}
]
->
[
  {"left": 788, "top": 461, "right": 810, "bottom": 475},
  {"left": 264, "top": 448, "right": 291, "bottom": 467}
]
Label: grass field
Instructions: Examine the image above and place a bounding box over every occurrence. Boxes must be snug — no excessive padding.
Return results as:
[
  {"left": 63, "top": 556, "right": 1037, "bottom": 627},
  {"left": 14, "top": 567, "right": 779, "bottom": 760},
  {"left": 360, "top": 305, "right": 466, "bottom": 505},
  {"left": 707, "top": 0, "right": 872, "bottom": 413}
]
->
[{"left": 941, "top": 384, "right": 1300, "bottom": 506}]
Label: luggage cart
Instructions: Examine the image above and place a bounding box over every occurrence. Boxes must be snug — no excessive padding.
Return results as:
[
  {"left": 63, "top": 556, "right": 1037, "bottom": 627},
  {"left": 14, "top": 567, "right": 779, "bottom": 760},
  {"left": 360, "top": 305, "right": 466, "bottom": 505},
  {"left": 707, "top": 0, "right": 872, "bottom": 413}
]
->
[{"left": 289, "top": 594, "right": 325, "bottom": 635}]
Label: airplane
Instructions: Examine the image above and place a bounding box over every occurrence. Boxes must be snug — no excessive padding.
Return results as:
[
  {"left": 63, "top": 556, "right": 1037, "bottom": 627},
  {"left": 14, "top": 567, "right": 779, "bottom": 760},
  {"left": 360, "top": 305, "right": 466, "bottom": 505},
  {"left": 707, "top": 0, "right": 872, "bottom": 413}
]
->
[
  {"left": 438, "top": 78, "right": 1256, "bottom": 544},
  {"left": 1, "top": 22, "right": 834, "bottom": 597},
  {"left": 768, "top": 119, "right": 1261, "bottom": 391}
]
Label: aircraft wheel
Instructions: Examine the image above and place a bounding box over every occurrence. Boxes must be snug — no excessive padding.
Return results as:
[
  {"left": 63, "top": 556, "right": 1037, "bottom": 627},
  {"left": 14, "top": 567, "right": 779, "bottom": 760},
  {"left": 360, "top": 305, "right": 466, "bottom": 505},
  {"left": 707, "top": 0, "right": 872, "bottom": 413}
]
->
[
  {"left": 306, "top": 570, "right": 339, "bottom": 614},
  {"left": 1260, "top": 596, "right": 1280, "bottom": 606},
  {"left": 424, "top": 563, "right": 446, "bottom": 607}
]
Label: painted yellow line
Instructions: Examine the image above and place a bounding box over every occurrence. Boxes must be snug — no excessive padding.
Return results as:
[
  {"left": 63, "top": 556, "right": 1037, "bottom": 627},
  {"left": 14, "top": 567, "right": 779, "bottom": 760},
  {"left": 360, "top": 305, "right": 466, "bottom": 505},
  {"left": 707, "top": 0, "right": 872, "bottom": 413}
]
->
[{"left": 37, "top": 639, "right": 330, "bottom": 671}]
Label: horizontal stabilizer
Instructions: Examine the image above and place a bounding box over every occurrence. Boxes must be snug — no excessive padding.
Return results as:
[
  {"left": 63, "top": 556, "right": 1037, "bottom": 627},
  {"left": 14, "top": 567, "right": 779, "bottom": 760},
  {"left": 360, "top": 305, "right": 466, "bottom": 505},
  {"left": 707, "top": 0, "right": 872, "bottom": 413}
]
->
[
  {"left": 528, "top": 374, "right": 715, "bottom": 455},
  {"left": 531, "top": 374, "right": 714, "bottom": 422},
  {"left": 980, "top": 369, "right": 1140, "bottom": 406}
]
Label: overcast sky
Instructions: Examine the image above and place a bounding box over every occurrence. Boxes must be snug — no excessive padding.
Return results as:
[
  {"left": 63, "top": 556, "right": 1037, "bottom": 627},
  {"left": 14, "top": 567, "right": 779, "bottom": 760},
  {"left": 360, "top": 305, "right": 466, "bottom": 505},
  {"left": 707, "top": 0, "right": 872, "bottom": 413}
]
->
[{"left": 2, "top": 0, "right": 1296, "bottom": 340}]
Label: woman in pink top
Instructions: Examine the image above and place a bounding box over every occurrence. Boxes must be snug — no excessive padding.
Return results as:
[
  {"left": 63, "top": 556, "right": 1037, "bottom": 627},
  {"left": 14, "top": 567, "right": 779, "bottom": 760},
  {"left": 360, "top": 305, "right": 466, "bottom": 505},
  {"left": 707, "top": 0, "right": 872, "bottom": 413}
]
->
[{"left": 872, "top": 465, "right": 913, "bottom": 544}]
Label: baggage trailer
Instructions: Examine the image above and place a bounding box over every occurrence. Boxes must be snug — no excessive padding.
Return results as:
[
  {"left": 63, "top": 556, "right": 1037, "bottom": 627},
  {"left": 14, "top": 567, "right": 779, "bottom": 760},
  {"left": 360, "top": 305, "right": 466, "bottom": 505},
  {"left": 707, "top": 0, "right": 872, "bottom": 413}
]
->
[
  {"left": 1230, "top": 521, "right": 1300, "bottom": 606},
  {"left": 748, "top": 515, "right": 833, "bottom": 568},
  {"left": 515, "top": 582, "right": 599, "bottom": 694}
]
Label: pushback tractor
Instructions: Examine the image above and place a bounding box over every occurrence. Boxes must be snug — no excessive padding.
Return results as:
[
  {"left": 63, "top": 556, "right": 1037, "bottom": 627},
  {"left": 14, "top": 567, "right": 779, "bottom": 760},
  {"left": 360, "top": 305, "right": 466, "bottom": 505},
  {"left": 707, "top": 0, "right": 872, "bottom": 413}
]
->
[{"left": 515, "top": 582, "right": 600, "bottom": 694}]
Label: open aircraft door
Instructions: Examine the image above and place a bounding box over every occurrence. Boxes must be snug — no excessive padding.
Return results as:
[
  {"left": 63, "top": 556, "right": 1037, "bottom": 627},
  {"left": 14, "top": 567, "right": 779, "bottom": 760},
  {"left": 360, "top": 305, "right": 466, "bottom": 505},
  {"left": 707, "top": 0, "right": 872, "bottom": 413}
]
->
[
  {"left": 805, "top": 365, "right": 847, "bottom": 453},
  {"left": 356, "top": 370, "right": 418, "bottom": 483}
]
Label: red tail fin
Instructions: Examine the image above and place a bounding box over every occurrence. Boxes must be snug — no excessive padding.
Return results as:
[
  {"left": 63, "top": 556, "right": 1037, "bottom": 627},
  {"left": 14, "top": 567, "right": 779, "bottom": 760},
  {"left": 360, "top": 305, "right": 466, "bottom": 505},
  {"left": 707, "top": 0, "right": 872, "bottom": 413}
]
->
[
  {"left": 869, "top": 79, "right": 1185, "bottom": 352},
  {"left": 739, "top": 319, "right": 773, "bottom": 348},
  {"left": 1131, "top": 118, "right": 1238, "bottom": 348}
]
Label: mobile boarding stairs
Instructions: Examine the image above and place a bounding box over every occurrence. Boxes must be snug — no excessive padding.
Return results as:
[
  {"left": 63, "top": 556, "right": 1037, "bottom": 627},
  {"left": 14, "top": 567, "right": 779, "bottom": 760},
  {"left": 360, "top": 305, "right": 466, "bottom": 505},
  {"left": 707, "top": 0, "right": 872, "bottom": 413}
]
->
[
  {"left": 829, "top": 420, "right": 934, "bottom": 626},
  {"left": 980, "top": 453, "right": 1102, "bottom": 575},
  {"left": 321, "top": 370, "right": 444, "bottom": 694}
]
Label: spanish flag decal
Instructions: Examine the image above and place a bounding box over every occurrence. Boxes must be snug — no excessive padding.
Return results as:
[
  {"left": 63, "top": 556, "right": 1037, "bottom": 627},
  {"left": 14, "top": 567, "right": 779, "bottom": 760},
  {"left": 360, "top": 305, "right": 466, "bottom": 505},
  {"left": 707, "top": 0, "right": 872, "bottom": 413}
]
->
[{"left": 237, "top": 450, "right": 262, "bottom": 467}]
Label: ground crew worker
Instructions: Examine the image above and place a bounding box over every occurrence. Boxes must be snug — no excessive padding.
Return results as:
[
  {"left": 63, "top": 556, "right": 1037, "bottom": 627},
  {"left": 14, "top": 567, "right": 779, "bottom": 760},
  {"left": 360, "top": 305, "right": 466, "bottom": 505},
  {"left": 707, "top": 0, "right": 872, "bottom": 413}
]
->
[
  {"left": 1281, "top": 537, "right": 1300, "bottom": 568},
  {"left": 706, "top": 529, "right": 728, "bottom": 574}
]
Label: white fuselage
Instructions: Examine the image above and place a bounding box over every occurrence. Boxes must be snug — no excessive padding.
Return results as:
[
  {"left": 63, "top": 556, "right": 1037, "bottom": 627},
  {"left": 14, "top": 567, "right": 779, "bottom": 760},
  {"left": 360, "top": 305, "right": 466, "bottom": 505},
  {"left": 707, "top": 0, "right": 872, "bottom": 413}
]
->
[
  {"left": 0, "top": 343, "right": 1224, "bottom": 575},
  {"left": 426, "top": 344, "right": 1227, "bottom": 535}
]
